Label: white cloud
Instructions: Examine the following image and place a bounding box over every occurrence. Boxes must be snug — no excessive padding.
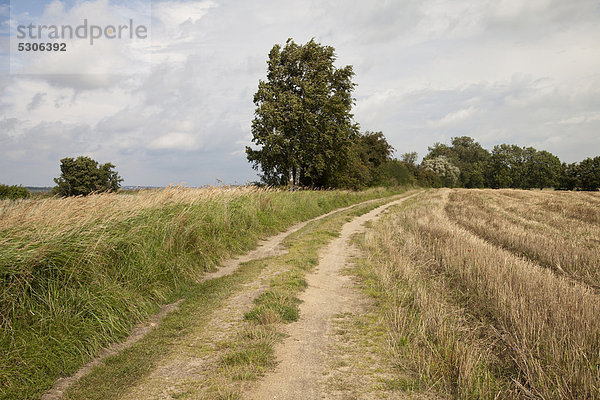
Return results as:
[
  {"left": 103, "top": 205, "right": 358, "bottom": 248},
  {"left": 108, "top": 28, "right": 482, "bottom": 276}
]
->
[
  {"left": 149, "top": 132, "right": 198, "bottom": 150},
  {"left": 9, "top": 0, "right": 152, "bottom": 78},
  {"left": 556, "top": 113, "right": 600, "bottom": 125},
  {"left": 1, "top": 76, "right": 142, "bottom": 126},
  {"left": 434, "top": 107, "right": 478, "bottom": 127},
  {"left": 149, "top": 1, "right": 215, "bottom": 63},
  {"left": 153, "top": 1, "right": 215, "bottom": 27}
]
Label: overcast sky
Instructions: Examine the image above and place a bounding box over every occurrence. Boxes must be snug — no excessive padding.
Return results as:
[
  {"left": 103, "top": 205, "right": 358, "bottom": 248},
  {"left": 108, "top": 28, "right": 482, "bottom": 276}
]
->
[{"left": 1, "top": 0, "right": 599, "bottom": 187}]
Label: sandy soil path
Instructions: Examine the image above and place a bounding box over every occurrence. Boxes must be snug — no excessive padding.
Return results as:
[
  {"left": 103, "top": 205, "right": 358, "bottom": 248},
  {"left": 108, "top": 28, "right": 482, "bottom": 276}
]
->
[
  {"left": 247, "top": 192, "right": 421, "bottom": 400},
  {"left": 41, "top": 196, "right": 395, "bottom": 400}
]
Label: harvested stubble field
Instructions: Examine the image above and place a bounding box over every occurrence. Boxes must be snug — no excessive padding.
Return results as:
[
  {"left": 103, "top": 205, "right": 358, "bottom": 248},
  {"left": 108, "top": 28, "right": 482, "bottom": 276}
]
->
[
  {"left": 0, "top": 186, "right": 395, "bottom": 400},
  {"left": 358, "top": 188, "right": 600, "bottom": 399}
]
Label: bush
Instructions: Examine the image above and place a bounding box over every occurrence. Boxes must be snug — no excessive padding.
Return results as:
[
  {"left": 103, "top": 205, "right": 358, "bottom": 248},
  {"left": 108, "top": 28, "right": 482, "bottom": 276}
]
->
[
  {"left": 422, "top": 156, "right": 460, "bottom": 187},
  {"left": 0, "top": 184, "right": 31, "bottom": 200},
  {"left": 415, "top": 168, "right": 442, "bottom": 188}
]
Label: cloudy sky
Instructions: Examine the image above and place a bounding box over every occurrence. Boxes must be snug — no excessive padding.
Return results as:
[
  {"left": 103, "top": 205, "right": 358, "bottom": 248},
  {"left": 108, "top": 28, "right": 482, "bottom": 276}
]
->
[{"left": 1, "top": 0, "right": 599, "bottom": 186}]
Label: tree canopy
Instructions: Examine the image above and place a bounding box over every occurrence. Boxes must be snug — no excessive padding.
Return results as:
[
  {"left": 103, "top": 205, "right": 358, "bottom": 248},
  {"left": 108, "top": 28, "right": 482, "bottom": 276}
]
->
[
  {"left": 419, "top": 137, "right": 580, "bottom": 190},
  {"left": 485, "top": 145, "right": 563, "bottom": 189},
  {"left": 53, "top": 156, "right": 123, "bottom": 197}
]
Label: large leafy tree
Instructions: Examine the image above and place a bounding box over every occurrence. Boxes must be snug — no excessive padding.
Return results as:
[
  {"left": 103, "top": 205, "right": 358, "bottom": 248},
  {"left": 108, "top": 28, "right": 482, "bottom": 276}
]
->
[
  {"left": 524, "top": 149, "right": 563, "bottom": 189},
  {"left": 485, "top": 144, "right": 525, "bottom": 188},
  {"left": 450, "top": 136, "right": 490, "bottom": 188},
  {"left": 53, "top": 156, "right": 123, "bottom": 197},
  {"left": 557, "top": 162, "right": 579, "bottom": 190},
  {"left": 246, "top": 38, "right": 359, "bottom": 188},
  {"left": 485, "top": 145, "right": 563, "bottom": 189}
]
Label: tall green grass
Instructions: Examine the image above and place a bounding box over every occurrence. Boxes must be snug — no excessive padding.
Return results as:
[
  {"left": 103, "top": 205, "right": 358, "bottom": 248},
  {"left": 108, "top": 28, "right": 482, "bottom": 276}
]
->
[{"left": 0, "top": 186, "right": 395, "bottom": 400}]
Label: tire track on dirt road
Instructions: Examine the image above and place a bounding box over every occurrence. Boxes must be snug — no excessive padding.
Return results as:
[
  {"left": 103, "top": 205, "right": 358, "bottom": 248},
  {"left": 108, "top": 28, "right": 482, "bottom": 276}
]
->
[{"left": 248, "top": 192, "right": 422, "bottom": 400}]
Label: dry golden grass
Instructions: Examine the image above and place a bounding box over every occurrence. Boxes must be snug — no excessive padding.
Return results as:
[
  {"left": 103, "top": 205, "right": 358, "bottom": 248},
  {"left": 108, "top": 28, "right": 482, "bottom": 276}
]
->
[
  {"left": 0, "top": 185, "right": 271, "bottom": 235},
  {"left": 446, "top": 189, "right": 600, "bottom": 288},
  {"left": 360, "top": 189, "right": 600, "bottom": 399}
]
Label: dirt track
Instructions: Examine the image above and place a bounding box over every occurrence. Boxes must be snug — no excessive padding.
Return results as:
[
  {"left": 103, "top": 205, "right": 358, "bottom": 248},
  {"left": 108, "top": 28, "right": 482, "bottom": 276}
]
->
[{"left": 247, "top": 193, "right": 420, "bottom": 399}]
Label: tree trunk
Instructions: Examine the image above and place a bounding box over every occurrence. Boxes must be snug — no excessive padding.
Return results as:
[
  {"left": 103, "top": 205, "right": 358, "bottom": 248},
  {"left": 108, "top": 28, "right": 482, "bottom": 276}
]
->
[
  {"left": 294, "top": 166, "right": 300, "bottom": 188},
  {"left": 288, "top": 167, "right": 294, "bottom": 191}
]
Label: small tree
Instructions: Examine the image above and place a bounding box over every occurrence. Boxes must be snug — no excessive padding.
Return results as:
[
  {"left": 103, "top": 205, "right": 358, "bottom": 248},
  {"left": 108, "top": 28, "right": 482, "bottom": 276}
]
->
[
  {"left": 401, "top": 152, "right": 418, "bottom": 167},
  {"left": 53, "top": 156, "right": 123, "bottom": 197}
]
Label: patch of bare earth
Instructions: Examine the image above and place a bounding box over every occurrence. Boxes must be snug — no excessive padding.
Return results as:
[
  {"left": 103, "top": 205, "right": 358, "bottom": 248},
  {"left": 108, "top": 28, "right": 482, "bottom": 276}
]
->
[{"left": 247, "top": 193, "right": 421, "bottom": 400}]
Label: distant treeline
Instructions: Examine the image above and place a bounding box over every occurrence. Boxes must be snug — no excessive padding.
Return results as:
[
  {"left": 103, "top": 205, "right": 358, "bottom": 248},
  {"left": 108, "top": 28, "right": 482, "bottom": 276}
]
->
[
  {"left": 287, "top": 133, "right": 600, "bottom": 191},
  {"left": 404, "top": 136, "right": 600, "bottom": 191}
]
